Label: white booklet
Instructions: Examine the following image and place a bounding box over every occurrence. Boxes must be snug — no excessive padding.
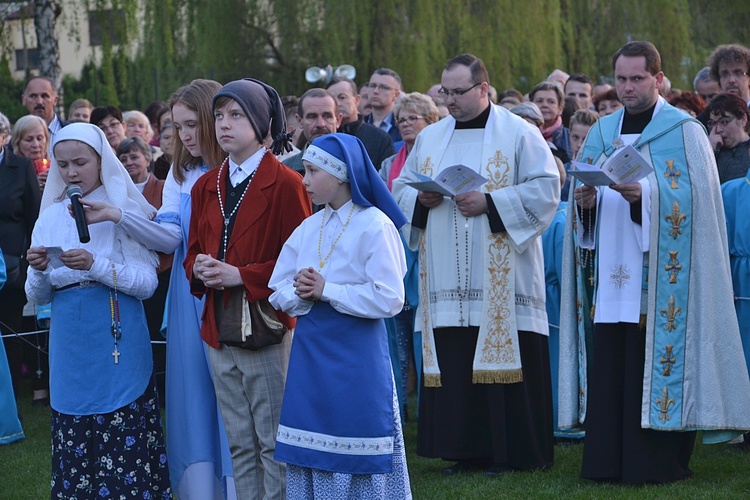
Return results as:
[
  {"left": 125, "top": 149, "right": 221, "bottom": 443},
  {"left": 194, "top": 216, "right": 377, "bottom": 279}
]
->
[
  {"left": 567, "top": 144, "right": 654, "bottom": 186},
  {"left": 405, "top": 164, "right": 488, "bottom": 197},
  {"left": 45, "top": 246, "right": 65, "bottom": 269}
]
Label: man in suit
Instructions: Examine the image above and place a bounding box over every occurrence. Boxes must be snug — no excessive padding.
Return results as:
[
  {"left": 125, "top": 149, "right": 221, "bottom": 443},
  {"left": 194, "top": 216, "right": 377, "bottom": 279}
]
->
[{"left": 0, "top": 111, "right": 41, "bottom": 400}]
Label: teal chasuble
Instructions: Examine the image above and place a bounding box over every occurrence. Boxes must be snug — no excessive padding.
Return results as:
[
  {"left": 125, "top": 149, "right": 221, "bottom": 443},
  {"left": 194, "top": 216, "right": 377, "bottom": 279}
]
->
[{"left": 560, "top": 102, "right": 750, "bottom": 442}]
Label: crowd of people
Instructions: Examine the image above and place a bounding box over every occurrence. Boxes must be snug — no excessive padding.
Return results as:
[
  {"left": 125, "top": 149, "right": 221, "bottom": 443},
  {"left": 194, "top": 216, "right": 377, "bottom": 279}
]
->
[{"left": 2, "top": 39, "right": 750, "bottom": 499}]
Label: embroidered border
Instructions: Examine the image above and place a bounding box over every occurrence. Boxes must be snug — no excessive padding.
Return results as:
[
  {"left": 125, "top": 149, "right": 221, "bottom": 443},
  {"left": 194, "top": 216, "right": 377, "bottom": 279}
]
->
[{"left": 277, "top": 425, "right": 394, "bottom": 456}]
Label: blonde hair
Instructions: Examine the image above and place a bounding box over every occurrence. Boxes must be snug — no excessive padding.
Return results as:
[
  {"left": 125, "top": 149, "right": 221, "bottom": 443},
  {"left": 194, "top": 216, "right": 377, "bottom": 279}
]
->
[
  {"left": 11, "top": 115, "right": 49, "bottom": 156},
  {"left": 394, "top": 92, "right": 440, "bottom": 125},
  {"left": 123, "top": 110, "right": 154, "bottom": 141}
]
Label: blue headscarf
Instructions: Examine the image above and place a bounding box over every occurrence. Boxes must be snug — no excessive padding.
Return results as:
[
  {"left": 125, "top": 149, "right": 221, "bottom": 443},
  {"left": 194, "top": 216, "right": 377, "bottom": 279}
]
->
[{"left": 306, "top": 134, "right": 407, "bottom": 228}]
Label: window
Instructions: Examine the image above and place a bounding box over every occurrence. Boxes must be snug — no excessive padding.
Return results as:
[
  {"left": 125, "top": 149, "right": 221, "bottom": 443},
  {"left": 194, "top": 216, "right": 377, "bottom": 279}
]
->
[{"left": 15, "top": 48, "right": 40, "bottom": 71}]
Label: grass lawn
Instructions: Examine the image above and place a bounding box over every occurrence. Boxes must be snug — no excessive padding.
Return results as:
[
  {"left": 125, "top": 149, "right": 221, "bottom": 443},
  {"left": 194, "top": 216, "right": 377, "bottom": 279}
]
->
[{"left": 3, "top": 383, "right": 750, "bottom": 499}]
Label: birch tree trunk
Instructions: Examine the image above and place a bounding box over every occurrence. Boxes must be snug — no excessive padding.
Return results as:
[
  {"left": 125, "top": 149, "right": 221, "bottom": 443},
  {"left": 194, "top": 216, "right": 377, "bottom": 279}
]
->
[{"left": 33, "top": 0, "right": 63, "bottom": 108}]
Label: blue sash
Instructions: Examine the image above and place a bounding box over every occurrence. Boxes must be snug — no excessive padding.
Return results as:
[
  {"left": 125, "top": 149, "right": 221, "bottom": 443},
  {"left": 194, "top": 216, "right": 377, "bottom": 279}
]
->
[{"left": 275, "top": 302, "right": 394, "bottom": 474}]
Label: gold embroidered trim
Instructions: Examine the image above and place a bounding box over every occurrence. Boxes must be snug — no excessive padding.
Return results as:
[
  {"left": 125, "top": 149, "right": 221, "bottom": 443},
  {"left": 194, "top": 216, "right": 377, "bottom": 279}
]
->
[
  {"left": 660, "top": 295, "right": 681, "bottom": 332},
  {"left": 473, "top": 368, "right": 523, "bottom": 384},
  {"left": 420, "top": 157, "right": 434, "bottom": 178},
  {"left": 656, "top": 386, "right": 675, "bottom": 423},
  {"left": 423, "top": 373, "right": 442, "bottom": 388},
  {"left": 485, "top": 150, "right": 509, "bottom": 192},
  {"left": 665, "top": 201, "right": 686, "bottom": 239},
  {"left": 480, "top": 233, "right": 515, "bottom": 366}
]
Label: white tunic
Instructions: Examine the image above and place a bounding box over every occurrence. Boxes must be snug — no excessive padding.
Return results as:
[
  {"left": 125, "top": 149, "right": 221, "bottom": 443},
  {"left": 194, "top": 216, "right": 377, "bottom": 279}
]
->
[{"left": 269, "top": 201, "right": 406, "bottom": 319}]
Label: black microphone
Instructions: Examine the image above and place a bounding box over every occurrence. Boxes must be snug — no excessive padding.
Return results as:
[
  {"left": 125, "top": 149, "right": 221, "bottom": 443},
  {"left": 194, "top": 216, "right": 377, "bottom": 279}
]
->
[{"left": 67, "top": 185, "right": 91, "bottom": 243}]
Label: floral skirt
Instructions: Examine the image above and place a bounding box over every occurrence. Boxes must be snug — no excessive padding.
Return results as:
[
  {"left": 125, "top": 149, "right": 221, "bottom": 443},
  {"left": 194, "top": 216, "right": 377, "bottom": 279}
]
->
[{"left": 51, "top": 380, "right": 172, "bottom": 499}]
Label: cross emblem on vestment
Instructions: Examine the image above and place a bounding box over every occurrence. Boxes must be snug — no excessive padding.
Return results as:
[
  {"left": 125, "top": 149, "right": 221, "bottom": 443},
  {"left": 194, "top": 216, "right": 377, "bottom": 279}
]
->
[
  {"left": 665, "top": 251, "right": 682, "bottom": 284},
  {"left": 664, "top": 160, "right": 681, "bottom": 189},
  {"left": 660, "top": 345, "right": 676, "bottom": 376}
]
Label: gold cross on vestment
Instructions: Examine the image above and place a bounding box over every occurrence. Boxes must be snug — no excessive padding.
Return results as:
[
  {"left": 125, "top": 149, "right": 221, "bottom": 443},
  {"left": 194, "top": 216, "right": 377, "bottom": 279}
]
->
[
  {"left": 664, "top": 160, "right": 681, "bottom": 189},
  {"left": 665, "top": 251, "right": 682, "bottom": 284},
  {"left": 660, "top": 345, "right": 676, "bottom": 376}
]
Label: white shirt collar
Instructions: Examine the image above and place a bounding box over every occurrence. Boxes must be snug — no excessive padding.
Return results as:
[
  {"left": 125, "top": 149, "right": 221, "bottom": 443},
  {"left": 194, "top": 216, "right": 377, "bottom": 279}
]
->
[{"left": 229, "top": 148, "right": 266, "bottom": 187}]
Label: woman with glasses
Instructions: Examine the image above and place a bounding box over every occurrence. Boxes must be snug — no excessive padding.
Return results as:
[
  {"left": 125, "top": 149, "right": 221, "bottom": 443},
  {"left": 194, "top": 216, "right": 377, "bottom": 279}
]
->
[
  {"left": 707, "top": 93, "right": 750, "bottom": 184},
  {"left": 380, "top": 92, "right": 440, "bottom": 422}
]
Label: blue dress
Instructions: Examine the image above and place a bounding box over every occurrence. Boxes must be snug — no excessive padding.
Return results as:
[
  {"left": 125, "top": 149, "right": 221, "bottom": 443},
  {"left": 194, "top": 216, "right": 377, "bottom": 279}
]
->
[
  {"left": 722, "top": 174, "right": 750, "bottom": 373},
  {"left": 0, "top": 252, "right": 24, "bottom": 445},
  {"left": 542, "top": 201, "right": 568, "bottom": 433},
  {"left": 155, "top": 166, "right": 235, "bottom": 498}
]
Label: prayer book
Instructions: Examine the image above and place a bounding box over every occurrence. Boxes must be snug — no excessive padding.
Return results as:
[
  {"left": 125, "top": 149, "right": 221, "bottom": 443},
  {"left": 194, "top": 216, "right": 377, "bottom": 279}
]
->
[
  {"left": 405, "top": 164, "right": 488, "bottom": 197},
  {"left": 567, "top": 144, "right": 654, "bottom": 186}
]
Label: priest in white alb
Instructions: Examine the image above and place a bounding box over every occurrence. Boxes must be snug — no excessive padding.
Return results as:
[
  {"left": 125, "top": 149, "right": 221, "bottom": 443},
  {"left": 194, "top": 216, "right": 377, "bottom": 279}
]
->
[{"left": 392, "top": 53, "right": 560, "bottom": 476}]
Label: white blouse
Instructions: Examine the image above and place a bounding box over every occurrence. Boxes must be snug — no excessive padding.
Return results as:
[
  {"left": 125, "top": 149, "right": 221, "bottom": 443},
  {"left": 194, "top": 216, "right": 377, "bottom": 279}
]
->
[
  {"left": 269, "top": 201, "right": 406, "bottom": 319},
  {"left": 25, "top": 186, "right": 158, "bottom": 304}
]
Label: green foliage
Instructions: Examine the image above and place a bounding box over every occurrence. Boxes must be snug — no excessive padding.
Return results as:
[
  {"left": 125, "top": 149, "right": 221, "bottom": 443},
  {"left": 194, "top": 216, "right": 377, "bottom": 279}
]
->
[
  {"left": 0, "top": 55, "right": 27, "bottom": 121},
  {"left": 16, "top": 0, "right": 750, "bottom": 113}
]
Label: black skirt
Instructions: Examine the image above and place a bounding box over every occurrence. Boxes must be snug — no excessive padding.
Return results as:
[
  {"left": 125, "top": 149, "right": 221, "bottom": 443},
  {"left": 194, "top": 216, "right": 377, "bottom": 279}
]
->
[
  {"left": 581, "top": 322, "right": 695, "bottom": 485},
  {"left": 417, "top": 327, "right": 554, "bottom": 470},
  {"left": 50, "top": 379, "right": 172, "bottom": 499}
]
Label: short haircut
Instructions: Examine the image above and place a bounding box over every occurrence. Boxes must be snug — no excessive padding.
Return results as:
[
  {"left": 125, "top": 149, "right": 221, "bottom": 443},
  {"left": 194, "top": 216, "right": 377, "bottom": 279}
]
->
[
  {"left": 326, "top": 76, "right": 358, "bottom": 95},
  {"left": 444, "top": 53, "right": 490, "bottom": 87},
  {"left": 707, "top": 93, "right": 750, "bottom": 132},
  {"left": 612, "top": 41, "right": 661, "bottom": 75},
  {"left": 23, "top": 75, "right": 57, "bottom": 95},
  {"left": 69, "top": 98, "right": 92, "bottom": 113},
  {"left": 123, "top": 110, "right": 154, "bottom": 138},
  {"left": 116, "top": 136, "right": 153, "bottom": 162},
  {"left": 371, "top": 68, "right": 402, "bottom": 89},
  {"left": 668, "top": 91, "right": 706, "bottom": 116},
  {"left": 593, "top": 88, "right": 620, "bottom": 112},
  {"left": 708, "top": 44, "right": 750, "bottom": 82},
  {"left": 693, "top": 66, "right": 715, "bottom": 91},
  {"left": 297, "top": 88, "right": 337, "bottom": 117},
  {"left": 569, "top": 108, "right": 599, "bottom": 128},
  {"left": 11, "top": 115, "right": 49, "bottom": 154},
  {"left": 393, "top": 92, "right": 440, "bottom": 125},
  {"left": 529, "top": 80, "right": 564, "bottom": 106},
  {"left": 565, "top": 73, "right": 594, "bottom": 92},
  {"left": 90, "top": 105, "right": 123, "bottom": 125}
]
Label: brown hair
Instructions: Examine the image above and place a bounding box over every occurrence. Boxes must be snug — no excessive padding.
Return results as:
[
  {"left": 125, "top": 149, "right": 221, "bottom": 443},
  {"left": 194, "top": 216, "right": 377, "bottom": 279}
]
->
[
  {"left": 612, "top": 41, "right": 661, "bottom": 75},
  {"left": 707, "top": 93, "right": 750, "bottom": 133},
  {"left": 444, "top": 53, "right": 490, "bottom": 87},
  {"left": 668, "top": 91, "right": 706, "bottom": 117},
  {"left": 168, "top": 79, "right": 224, "bottom": 184}
]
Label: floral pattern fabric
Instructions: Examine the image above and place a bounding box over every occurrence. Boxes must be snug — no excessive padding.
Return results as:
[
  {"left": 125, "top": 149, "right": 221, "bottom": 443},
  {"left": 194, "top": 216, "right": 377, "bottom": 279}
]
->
[{"left": 51, "top": 381, "right": 171, "bottom": 499}]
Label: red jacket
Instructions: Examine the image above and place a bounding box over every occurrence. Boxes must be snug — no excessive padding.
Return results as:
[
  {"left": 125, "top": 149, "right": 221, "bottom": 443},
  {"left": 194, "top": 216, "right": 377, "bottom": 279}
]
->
[{"left": 185, "top": 153, "right": 312, "bottom": 348}]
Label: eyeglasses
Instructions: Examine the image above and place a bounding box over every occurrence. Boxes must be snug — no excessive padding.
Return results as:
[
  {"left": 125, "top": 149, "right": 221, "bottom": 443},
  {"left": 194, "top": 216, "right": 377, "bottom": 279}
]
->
[
  {"left": 438, "top": 82, "right": 481, "bottom": 98},
  {"left": 396, "top": 115, "right": 424, "bottom": 126},
  {"left": 368, "top": 83, "right": 394, "bottom": 92},
  {"left": 99, "top": 120, "right": 123, "bottom": 132},
  {"left": 708, "top": 116, "right": 738, "bottom": 128},
  {"left": 718, "top": 69, "right": 748, "bottom": 81}
]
